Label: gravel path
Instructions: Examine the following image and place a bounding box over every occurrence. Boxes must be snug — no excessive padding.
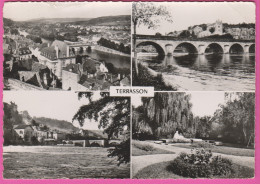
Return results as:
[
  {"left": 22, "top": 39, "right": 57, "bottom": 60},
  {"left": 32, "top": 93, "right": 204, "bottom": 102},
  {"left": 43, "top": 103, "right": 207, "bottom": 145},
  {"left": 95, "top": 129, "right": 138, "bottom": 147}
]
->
[{"left": 132, "top": 141, "right": 255, "bottom": 177}]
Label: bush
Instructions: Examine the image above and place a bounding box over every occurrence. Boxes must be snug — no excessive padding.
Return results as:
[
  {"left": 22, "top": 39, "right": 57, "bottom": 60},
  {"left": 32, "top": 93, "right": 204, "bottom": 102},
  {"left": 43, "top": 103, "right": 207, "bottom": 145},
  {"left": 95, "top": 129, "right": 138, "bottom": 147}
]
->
[
  {"left": 168, "top": 149, "right": 233, "bottom": 178},
  {"left": 133, "top": 142, "right": 155, "bottom": 152},
  {"left": 191, "top": 142, "right": 214, "bottom": 149}
]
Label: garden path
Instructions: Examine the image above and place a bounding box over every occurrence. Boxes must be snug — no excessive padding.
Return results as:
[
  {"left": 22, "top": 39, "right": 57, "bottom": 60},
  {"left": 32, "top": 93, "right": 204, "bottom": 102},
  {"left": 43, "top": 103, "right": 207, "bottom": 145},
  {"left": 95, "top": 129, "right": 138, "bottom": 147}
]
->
[{"left": 132, "top": 141, "right": 254, "bottom": 177}]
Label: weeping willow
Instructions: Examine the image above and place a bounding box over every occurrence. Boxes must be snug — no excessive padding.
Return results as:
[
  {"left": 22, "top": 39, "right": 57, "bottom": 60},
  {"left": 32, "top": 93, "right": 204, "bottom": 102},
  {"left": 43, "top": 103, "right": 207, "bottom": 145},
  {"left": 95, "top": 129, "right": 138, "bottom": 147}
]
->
[{"left": 133, "top": 93, "right": 195, "bottom": 139}]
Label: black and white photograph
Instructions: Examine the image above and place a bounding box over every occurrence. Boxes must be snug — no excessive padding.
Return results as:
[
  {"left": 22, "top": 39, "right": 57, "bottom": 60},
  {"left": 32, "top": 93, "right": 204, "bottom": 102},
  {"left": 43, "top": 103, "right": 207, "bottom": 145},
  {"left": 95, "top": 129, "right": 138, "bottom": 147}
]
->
[
  {"left": 3, "top": 2, "right": 131, "bottom": 91},
  {"left": 132, "top": 92, "right": 255, "bottom": 178},
  {"left": 3, "top": 91, "right": 130, "bottom": 179},
  {"left": 132, "top": 2, "right": 255, "bottom": 91}
]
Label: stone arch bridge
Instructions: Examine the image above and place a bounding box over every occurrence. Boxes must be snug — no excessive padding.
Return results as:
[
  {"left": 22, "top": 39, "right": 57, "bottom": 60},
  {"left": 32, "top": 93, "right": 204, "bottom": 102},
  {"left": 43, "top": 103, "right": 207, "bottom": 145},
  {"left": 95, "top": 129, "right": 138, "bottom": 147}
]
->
[{"left": 136, "top": 35, "right": 255, "bottom": 56}]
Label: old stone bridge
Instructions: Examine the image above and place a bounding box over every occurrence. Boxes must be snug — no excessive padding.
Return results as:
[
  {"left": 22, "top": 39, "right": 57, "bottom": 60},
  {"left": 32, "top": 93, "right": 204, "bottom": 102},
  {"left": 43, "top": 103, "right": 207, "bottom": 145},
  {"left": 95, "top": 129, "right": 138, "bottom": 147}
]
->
[{"left": 135, "top": 35, "right": 255, "bottom": 56}]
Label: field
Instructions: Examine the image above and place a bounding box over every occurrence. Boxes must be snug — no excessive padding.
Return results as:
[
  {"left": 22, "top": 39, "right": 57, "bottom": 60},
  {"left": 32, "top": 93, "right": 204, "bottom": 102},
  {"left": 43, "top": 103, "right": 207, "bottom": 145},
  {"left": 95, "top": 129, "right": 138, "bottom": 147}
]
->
[{"left": 3, "top": 146, "right": 130, "bottom": 179}]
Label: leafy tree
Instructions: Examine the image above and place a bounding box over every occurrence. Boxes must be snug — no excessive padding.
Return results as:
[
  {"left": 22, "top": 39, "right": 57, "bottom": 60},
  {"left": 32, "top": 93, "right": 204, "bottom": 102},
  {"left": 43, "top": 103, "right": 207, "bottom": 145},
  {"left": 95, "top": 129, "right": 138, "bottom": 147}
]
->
[
  {"left": 179, "top": 30, "right": 191, "bottom": 38},
  {"left": 217, "top": 93, "right": 255, "bottom": 145},
  {"left": 132, "top": 2, "right": 172, "bottom": 74},
  {"left": 73, "top": 92, "right": 130, "bottom": 165},
  {"left": 133, "top": 93, "right": 194, "bottom": 139},
  {"left": 209, "top": 27, "right": 215, "bottom": 34}
]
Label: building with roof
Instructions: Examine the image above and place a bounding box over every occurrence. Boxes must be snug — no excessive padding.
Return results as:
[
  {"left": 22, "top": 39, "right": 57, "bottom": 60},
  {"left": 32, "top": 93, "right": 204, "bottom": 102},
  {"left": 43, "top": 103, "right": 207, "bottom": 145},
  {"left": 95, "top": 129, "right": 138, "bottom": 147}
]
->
[
  {"left": 18, "top": 62, "right": 52, "bottom": 89},
  {"left": 39, "top": 40, "right": 77, "bottom": 79},
  {"left": 13, "top": 124, "right": 34, "bottom": 143},
  {"left": 61, "top": 56, "right": 112, "bottom": 90}
]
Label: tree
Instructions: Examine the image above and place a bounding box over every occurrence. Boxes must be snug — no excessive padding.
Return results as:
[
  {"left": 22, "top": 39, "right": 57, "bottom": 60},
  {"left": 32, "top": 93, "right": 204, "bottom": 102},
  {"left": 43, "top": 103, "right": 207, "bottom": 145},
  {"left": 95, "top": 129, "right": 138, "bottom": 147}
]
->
[
  {"left": 209, "top": 27, "right": 215, "bottom": 34},
  {"left": 155, "top": 32, "right": 162, "bottom": 36},
  {"left": 132, "top": 2, "right": 172, "bottom": 74},
  {"left": 73, "top": 92, "right": 130, "bottom": 165},
  {"left": 179, "top": 30, "right": 191, "bottom": 38},
  {"left": 217, "top": 93, "right": 255, "bottom": 145},
  {"left": 133, "top": 93, "right": 194, "bottom": 139}
]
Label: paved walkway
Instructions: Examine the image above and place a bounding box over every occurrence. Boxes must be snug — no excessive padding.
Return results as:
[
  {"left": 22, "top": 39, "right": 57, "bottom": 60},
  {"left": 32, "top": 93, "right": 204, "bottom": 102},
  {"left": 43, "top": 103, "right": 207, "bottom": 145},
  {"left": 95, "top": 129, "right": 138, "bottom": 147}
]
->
[{"left": 132, "top": 141, "right": 255, "bottom": 177}]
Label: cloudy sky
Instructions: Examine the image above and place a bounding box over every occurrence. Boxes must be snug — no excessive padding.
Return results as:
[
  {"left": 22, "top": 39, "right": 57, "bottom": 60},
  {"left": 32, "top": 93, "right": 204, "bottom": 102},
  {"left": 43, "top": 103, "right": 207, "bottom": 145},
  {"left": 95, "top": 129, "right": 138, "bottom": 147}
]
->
[
  {"left": 136, "top": 2, "right": 255, "bottom": 34},
  {"left": 132, "top": 92, "right": 225, "bottom": 117},
  {"left": 3, "top": 91, "right": 103, "bottom": 130},
  {"left": 3, "top": 2, "right": 131, "bottom": 21}
]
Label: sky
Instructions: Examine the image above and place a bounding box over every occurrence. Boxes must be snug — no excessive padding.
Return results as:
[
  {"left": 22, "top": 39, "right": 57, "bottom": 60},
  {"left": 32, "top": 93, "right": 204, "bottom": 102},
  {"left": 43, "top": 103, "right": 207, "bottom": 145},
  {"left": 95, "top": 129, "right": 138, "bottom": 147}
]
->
[
  {"left": 136, "top": 2, "right": 255, "bottom": 35},
  {"left": 3, "top": 91, "right": 103, "bottom": 130},
  {"left": 3, "top": 2, "right": 131, "bottom": 21},
  {"left": 132, "top": 92, "right": 225, "bottom": 117}
]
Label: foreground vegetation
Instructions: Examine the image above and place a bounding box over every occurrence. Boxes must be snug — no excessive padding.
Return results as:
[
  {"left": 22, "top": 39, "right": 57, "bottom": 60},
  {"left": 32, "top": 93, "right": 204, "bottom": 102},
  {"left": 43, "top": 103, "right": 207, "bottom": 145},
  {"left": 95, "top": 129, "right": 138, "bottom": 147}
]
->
[
  {"left": 132, "top": 61, "right": 176, "bottom": 91},
  {"left": 172, "top": 142, "right": 254, "bottom": 157},
  {"left": 132, "top": 141, "right": 174, "bottom": 156},
  {"left": 3, "top": 146, "right": 130, "bottom": 179},
  {"left": 133, "top": 92, "right": 255, "bottom": 146},
  {"left": 134, "top": 160, "right": 254, "bottom": 179}
]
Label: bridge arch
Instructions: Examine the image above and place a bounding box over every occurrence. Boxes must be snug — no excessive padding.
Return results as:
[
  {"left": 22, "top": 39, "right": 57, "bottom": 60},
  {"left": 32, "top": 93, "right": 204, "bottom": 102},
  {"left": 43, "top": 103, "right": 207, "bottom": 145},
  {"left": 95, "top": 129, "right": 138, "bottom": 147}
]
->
[
  {"left": 229, "top": 43, "right": 244, "bottom": 54},
  {"left": 204, "top": 43, "right": 224, "bottom": 54},
  {"left": 173, "top": 42, "right": 198, "bottom": 55},
  {"left": 136, "top": 41, "right": 165, "bottom": 56},
  {"left": 249, "top": 44, "right": 255, "bottom": 53}
]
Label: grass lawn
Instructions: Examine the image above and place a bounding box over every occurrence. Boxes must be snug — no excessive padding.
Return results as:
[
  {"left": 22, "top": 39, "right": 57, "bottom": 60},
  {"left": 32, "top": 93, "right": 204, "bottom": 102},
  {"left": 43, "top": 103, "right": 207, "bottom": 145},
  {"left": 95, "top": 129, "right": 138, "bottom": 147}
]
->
[
  {"left": 134, "top": 161, "right": 254, "bottom": 179},
  {"left": 3, "top": 146, "right": 130, "bottom": 179},
  {"left": 172, "top": 144, "right": 254, "bottom": 157},
  {"left": 132, "top": 141, "right": 174, "bottom": 156}
]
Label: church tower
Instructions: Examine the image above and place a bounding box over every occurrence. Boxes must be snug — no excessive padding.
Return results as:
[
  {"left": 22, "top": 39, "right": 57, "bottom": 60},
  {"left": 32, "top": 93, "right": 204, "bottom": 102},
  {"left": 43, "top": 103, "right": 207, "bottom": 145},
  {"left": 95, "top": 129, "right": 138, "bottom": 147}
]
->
[{"left": 214, "top": 20, "right": 223, "bottom": 35}]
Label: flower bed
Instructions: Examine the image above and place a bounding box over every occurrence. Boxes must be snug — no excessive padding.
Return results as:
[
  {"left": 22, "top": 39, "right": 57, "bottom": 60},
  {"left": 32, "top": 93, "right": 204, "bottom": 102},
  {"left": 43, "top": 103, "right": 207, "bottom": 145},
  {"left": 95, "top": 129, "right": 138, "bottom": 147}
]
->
[{"left": 168, "top": 149, "right": 233, "bottom": 178}]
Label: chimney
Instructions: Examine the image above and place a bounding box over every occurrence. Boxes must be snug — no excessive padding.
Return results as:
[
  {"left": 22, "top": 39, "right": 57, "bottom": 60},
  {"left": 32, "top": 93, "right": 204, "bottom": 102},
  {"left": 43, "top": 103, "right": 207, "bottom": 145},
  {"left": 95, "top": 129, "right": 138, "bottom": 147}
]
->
[
  {"left": 117, "top": 73, "right": 121, "bottom": 80},
  {"left": 54, "top": 45, "right": 59, "bottom": 58},
  {"left": 47, "top": 42, "right": 50, "bottom": 47}
]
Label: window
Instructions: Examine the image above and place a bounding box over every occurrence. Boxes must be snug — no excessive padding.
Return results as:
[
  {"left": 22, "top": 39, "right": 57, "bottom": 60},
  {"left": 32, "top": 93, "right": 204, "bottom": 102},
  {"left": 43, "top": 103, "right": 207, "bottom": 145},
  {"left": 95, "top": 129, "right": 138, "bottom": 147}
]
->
[{"left": 19, "top": 130, "right": 23, "bottom": 134}]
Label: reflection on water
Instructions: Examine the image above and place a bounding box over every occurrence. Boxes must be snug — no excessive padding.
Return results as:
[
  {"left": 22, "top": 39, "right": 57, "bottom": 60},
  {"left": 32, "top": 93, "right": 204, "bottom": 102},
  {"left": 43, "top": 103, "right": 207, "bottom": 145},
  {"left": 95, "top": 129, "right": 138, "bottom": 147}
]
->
[
  {"left": 138, "top": 54, "right": 255, "bottom": 91},
  {"left": 41, "top": 38, "right": 131, "bottom": 70},
  {"left": 87, "top": 50, "right": 130, "bottom": 69}
]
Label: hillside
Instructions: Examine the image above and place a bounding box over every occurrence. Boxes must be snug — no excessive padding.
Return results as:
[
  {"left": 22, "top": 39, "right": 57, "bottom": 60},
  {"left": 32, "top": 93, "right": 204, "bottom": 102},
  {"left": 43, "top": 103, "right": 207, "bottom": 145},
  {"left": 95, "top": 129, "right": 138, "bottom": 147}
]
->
[
  {"left": 73, "top": 15, "right": 131, "bottom": 26},
  {"left": 3, "top": 18, "right": 15, "bottom": 26},
  {"left": 19, "top": 15, "right": 130, "bottom": 26},
  {"left": 21, "top": 18, "right": 91, "bottom": 24},
  {"left": 34, "top": 117, "right": 79, "bottom": 133}
]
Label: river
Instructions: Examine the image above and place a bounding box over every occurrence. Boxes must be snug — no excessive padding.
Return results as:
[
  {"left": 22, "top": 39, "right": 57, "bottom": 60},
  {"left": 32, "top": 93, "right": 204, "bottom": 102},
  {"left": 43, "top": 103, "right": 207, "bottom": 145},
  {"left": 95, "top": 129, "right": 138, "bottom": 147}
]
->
[
  {"left": 41, "top": 38, "right": 130, "bottom": 70},
  {"left": 138, "top": 54, "right": 255, "bottom": 91},
  {"left": 86, "top": 49, "right": 130, "bottom": 70}
]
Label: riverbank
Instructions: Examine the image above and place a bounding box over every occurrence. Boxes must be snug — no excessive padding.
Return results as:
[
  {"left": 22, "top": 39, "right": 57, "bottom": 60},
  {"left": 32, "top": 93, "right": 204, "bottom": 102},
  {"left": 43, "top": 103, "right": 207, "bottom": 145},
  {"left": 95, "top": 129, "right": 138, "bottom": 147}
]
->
[
  {"left": 132, "top": 61, "right": 177, "bottom": 91},
  {"left": 93, "top": 45, "right": 130, "bottom": 57}
]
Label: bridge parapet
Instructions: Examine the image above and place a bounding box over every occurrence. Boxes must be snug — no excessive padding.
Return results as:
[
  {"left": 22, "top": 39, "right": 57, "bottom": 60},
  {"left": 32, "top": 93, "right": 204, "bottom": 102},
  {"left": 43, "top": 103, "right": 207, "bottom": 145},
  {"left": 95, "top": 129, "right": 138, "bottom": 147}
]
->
[{"left": 136, "top": 36, "right": 255, "bottom": 55}]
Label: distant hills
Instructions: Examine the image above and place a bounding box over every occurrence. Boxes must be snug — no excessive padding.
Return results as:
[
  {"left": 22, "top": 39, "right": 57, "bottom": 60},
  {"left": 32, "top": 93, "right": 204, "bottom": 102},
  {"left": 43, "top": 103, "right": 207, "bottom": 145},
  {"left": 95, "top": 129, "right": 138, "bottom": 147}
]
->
[
  {"left": 22, "top": 18, "right": 91, "bottom": 24},
  {"left": 3, "top": 15, "right": 131, "bottom": 26},
  {"left": 33, "top": 117, "right": 80, "bottom": 133},
  {"left": 72, "top": 15, "right": 131, "bottom": 26}
]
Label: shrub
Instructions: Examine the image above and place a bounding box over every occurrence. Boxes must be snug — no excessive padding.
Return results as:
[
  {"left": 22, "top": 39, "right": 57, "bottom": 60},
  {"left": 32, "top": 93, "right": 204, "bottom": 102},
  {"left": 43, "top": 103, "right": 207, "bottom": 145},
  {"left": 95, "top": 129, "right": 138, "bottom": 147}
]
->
[
  {"left": 168, "top": 149, "right": 233, "bottom": 178},
  {"left": 191, "top": 142, "right": 214, "bottom": 149},
  {"left": 133, "top": 142, "right": 155, "bottom": 152}
]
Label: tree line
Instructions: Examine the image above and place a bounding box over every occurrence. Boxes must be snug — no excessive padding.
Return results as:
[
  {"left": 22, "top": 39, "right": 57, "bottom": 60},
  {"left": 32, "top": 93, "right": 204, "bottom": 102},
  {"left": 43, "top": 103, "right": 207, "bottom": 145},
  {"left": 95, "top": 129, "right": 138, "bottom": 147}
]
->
[
  {"left": 97, "top": 37, "right": 130, "bottom": 54},
  {"left": 133, "top": 92, "right": 255, "bottom": 146}
]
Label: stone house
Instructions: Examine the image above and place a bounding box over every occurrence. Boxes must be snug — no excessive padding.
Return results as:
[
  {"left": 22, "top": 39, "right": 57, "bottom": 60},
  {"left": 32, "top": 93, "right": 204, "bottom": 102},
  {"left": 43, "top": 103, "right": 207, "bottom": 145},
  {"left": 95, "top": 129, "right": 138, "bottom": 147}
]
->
[{"left": 13, "top": 124, "right": 34, "bottom": 143}]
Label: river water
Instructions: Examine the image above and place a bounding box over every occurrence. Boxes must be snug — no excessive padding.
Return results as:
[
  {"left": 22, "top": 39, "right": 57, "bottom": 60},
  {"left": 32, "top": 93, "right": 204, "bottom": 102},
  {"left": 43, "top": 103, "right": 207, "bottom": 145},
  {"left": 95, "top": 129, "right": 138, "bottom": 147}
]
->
[
  {"left": 41, "top": 38, "right": 130, "bottom": 70},
  {"left": 86, "top": 49, "right": 130, "bottom": 70},
  {"left": 138, "top": 54, "right": 255, "bottom": 91}
]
